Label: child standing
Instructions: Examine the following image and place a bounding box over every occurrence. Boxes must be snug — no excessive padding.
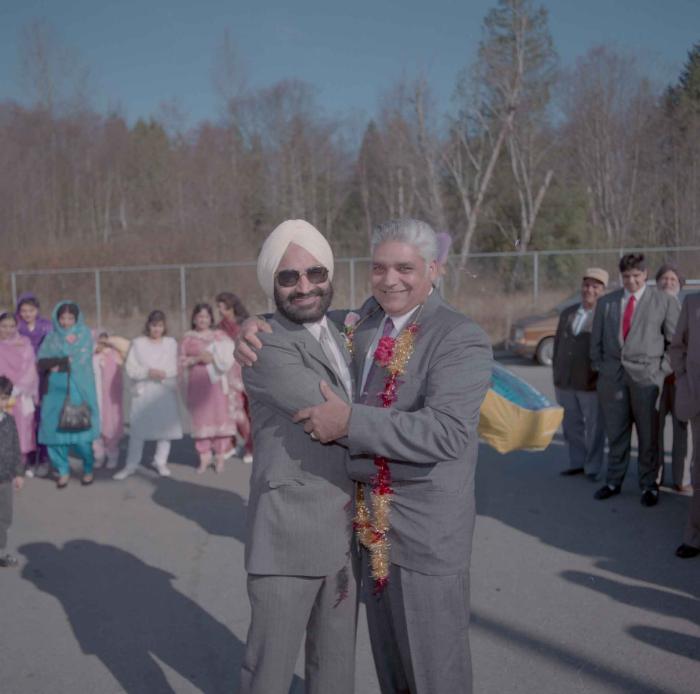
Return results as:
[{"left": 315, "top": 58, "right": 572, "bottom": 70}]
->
[{"left": 0, "top": 376, "right": 24, "bottom": 568}]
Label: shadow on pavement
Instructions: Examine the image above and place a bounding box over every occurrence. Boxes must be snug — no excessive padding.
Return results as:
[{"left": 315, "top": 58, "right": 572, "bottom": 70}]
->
[
  {"left": 475, "top": 441, "right": 700, "bottom": 645},
  {"left": 19, "top": 540, "right": 244, "bottom": 694},
  {"left": 473, "top": 610, "right": 670, "bottom": 694},
  {"left": 627, "top": 625, "right": 700, "bottom": 661},
  {"left": 150, "top": 476, "right": 248, "bottom": 541}
]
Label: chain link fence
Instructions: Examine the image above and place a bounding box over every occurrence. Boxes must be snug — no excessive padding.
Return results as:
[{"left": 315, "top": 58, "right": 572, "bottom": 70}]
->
[{"left": 3, "top": 245, "right": 699, "bottom": 341}]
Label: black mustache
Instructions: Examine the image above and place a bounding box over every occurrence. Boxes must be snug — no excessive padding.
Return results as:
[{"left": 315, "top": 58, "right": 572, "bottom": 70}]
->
[{"left": 288, "top": 288, "right": 326, "bottom": 301}]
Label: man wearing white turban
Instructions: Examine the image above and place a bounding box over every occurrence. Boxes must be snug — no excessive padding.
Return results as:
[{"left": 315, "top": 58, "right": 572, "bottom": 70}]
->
[{"left": 238, "top": 220, "right": 356, "bottom": 694}]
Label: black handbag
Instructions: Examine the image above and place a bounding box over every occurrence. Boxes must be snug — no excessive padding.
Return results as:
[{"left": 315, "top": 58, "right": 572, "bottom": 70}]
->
[{"left": 58, "top": 365, "right": 92, "bottom": 432}]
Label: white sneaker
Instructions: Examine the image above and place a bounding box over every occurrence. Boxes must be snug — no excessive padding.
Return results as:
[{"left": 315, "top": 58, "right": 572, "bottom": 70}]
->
[
  {"left": 105, "top": 455, "right": 119, "bottom": 470},
  {"left": 153, "top": 460, "right": 171, "bottom": 477},
  {"left": 242, "top": 453, "right": 253, "bottom": 465},
  {"left": 25, "top": 467, "right": 35, "bottom": 478},
  {"left": 113, "top": 467, "right": 137, "bottom": 481}
]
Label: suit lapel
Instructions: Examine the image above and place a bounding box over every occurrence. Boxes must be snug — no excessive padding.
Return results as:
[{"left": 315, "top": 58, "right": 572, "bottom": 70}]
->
[
  {"left": 272, "top": 312, "right": 350, "bottom": 400},
  {"left": 606, "top": 290, "right": 623, "bottom": 346},
  {"left": 565, "top": 305, "right": 579, "bottom": 336}
]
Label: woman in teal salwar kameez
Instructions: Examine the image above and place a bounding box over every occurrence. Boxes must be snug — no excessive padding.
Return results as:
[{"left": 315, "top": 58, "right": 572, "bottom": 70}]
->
[{"left": 37, "top": 302, "right": 99, "bottom": 488}]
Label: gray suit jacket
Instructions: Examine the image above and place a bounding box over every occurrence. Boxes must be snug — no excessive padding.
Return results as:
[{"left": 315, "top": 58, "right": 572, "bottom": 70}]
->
[
  {"left": 590, "top": 287, "right": 679, "bottom": 388},
  {"left": 342, "top": 291, "right": 493, "bottom": 575},
  {"left": 670, "top": 292, "right": 700, "bottom": 421},
  {"left": 242, "top": 313, "right": 354, "bottom": 577}
]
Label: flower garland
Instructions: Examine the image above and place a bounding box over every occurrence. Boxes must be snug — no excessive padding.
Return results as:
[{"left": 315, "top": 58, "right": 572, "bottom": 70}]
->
[{"left": 352, "top": 309, "right": 421, "bottom": 593}]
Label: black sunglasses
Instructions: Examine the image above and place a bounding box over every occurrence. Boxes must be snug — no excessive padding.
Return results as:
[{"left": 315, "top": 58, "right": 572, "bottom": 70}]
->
[{"left": 275, "top": 266, "right": 329, "bottom": 288}]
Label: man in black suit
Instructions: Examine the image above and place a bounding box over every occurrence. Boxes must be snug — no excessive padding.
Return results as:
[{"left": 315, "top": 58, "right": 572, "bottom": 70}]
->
[{"left": 553, "top": 268, "right": 608, "bottom": 480}]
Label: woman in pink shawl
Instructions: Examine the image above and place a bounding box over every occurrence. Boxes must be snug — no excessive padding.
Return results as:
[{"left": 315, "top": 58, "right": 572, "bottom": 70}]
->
[
  {"left": 180, "top": 303, "right": 244, "bottom": 474},
  {"left": 92, "top": 330, "right": 129, "bottom": 470},
  {"left": 0, "top": 312, "right": 39, "bottom": 464}
]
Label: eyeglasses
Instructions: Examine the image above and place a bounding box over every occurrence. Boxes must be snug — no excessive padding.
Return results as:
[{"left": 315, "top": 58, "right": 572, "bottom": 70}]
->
[{"left": 275, "top": 266, "right": 329, "bottom": 288}]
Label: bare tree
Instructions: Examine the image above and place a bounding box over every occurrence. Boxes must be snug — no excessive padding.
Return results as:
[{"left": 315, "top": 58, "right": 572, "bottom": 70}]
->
[
  {"left": 447, "top": 0, "right": 550, "bottom": 274},
  {"left": 562, "top": 46, "right": 655, "bottom": 245},
  {"left": 18, "top": 19, "right": 91, "bottom": 115}
]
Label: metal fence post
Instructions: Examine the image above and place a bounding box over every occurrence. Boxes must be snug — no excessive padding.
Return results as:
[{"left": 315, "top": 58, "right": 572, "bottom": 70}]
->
[
  {"left": 95, "top": 270, "right": 102, "bottom": 327},
  {"left": 10, "top": 272, "right": 17, "bottom": 308},
  {"left": 349, "top": 258, "right": 356, "bottom": 309},
  {"left": 180, "top": 266, "right": 187, "bottom": 333},
  {"left": 533, "top": 252, "right": 539, "bottom": 304}
]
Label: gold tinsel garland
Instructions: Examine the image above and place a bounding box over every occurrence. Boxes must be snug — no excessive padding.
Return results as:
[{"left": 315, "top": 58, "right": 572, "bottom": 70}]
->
[{"left": 352, "top": 310, "right": 422, "bottom": 593}]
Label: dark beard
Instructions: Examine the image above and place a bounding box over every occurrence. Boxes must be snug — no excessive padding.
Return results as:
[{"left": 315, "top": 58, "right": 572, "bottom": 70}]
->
[{"left": 275, "top": 283, "right": 334, "bottom": 324}]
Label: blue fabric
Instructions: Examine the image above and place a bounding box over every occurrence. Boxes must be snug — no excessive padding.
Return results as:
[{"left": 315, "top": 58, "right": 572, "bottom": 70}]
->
[
  {"left": 490, "top": 363, "right": 554, "bottom": 411},
  {"left": 38, "top": 301, "right": 99, "bottom": 445},
  {"left": 47, "top": 442, "right": 95, "bottom": 476}
]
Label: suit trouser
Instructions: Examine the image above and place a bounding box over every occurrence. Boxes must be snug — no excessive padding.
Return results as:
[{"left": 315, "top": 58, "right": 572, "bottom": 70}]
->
[
  {"left": 362, "top": 552, "right": 472, "bottom": 694},
  {"left": 683, "top": 416, "right": 700, "bottom": 547},
  {"left": 597, "top": 375, "right": 659, "bottom": 491},
  {"left": 657, "top": 379, "right": 690, "bottom": 487},
  {"left": 46, "top": 442, "right": 94, "bottom": 476},
  {"left": 0, "top": 482, "right": 13, "bottom": 550},
  {"left": 239, "top": 569, "right": 357, "bottom": 694},
  {"left": 555, "top": 387, "right": 605, "bottom": 477}
]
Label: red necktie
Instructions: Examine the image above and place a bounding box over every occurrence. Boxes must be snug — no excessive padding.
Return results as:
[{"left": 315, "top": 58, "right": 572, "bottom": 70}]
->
[{"left": 622, "top": 295, "right": 636, "bottom": 341}]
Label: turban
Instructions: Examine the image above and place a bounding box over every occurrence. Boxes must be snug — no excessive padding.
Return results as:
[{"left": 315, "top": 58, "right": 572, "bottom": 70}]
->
[{"left": 256, "top": 220, "right": 334, "bottom": 298}]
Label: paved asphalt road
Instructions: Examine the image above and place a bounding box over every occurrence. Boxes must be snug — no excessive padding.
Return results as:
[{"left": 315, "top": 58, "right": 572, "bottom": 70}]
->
[{"left": 2, "top": 357, "right": 698, "bottom": 693}]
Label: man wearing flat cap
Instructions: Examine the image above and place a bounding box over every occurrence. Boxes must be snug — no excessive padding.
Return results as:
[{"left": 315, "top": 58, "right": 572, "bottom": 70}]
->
[
  {"left": 238, "top": 220, "right": 357, "bottom": 694},
  {"left": 553, "top": 268, "right": 608, "bottom": 479}
]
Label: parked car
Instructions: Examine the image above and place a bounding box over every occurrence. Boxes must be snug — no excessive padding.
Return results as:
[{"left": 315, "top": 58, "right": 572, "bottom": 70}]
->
[
  {"left": 507, "top": 294, "right": 578, "bottom": 366},
  {"left": 508, "top": 283, "right": 698, "bottom": 366}
]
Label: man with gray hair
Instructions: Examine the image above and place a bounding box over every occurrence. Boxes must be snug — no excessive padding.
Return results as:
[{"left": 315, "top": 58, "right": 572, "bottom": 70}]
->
[{"left": 293, "top": 218, "right": 493, "bottom": 694}]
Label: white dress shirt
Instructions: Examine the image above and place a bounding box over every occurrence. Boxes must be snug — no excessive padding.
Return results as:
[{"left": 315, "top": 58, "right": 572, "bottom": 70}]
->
[{"left": 571, "top": 306, "right": 592, "bottom": 337}]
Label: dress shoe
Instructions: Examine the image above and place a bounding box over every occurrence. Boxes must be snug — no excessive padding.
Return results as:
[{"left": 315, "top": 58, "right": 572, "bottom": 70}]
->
[
  {"left": 675, "top": 543, "right": 700, "bottom": 559},
  {"left": 594, "top": 484, "right": 621, "bottom": 500},
  {"left": 640, "top": 489, "right": 659, "bottom": 507},
  {"left": 560, "top": 467, "right": 584, "bottom": 477},
  {"left": 81, "top": 474, "right": 94, "bottom": 486},
  {"left": 56, "top": 475, "right": 70, "bottom": 489}
]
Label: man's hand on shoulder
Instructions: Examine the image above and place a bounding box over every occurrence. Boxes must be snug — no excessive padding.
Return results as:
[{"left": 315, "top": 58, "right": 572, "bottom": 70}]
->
[
  {"left": 235, "top": 316, "right": 272, "bottom": 366},
  {"left": 293, "top": 381, "right": 351, "bottom": 443}
]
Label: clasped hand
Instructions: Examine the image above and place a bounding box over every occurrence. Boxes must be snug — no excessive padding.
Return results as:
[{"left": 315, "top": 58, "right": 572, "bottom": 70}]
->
[{"left": 293, "top": 381, "right": 351, "bottom": 444}]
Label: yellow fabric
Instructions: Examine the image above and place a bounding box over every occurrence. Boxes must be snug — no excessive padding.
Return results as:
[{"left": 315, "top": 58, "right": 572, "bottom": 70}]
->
[{"left": 478, "top": 389, "right": 563, "bottom": 454}]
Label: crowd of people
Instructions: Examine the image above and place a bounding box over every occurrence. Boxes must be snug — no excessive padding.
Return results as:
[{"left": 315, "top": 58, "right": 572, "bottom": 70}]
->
[
  {"left": 1, "top": 229, "right": 698, "bottom": 693},
  {"left": 552, "top": 254, "right": 700, "bottom": 560},
  {"left": 0, "top": 292, "right": 252, "bottom": 562}
]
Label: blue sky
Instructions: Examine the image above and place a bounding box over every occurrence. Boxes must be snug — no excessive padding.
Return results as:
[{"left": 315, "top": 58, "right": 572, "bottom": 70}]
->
[{"left": 0, "top": 0, "right": 698, "bottom": 127}]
